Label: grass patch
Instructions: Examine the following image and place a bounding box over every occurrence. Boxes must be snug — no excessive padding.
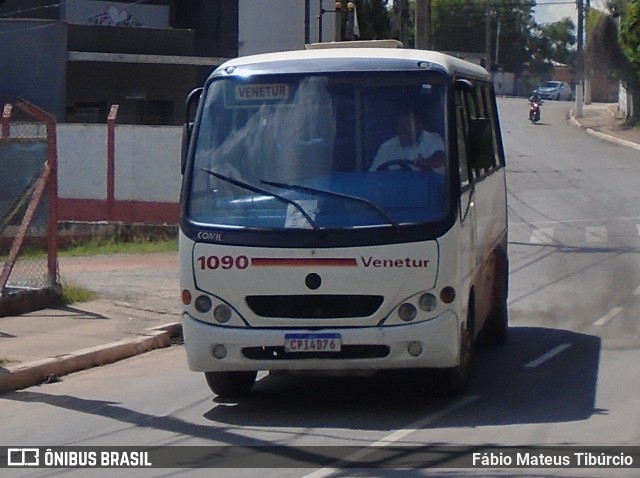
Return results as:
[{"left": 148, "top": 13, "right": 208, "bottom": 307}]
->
[
  {"left": 60, "top": 282, "right": 99, "bottom": 305},
  {"left": 60, "top": 237, "right": 178, "bottom": 257},
  {"left": 5, "top": 238, "right": 178, "bottom": 261}
]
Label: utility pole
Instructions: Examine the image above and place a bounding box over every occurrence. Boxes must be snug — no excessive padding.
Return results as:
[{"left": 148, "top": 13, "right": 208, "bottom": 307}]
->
[
  {"left": 584, "top": 0, "right": 591, "bottom": 104},
  {"left": 319, "top": 0, "right": 324, "bottom": 42},
  {"left": 575, "top": 0, "right": 584, "bottom": 117},
  {"left": 415, "top": 0, "right": 432, "bottom": 49},
  {"left": 495, "top": 17, "right": 501, "bottom": 65},
  {"left": 484, "top": 1, "right": 492, "bottom": 70},
  {"left": 305, "top": 0, "right": 311, "bottom": 44}
]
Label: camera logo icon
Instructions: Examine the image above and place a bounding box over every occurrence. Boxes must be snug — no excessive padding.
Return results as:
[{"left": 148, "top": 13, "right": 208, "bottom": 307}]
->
[{"left": 8, "top": 448, "right": 40, "bottom": 466}]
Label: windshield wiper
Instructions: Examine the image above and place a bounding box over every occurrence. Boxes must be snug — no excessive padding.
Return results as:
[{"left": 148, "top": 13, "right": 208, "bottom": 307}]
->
[
  {"left": 260, "top": 179, "right": 398, "bottom": 228},
  {"left": 200, "top": 168, "right": 319, "bottom": 230}
]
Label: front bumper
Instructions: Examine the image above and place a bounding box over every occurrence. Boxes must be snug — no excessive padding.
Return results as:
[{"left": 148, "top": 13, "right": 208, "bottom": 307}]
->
[{"left": 182, "top": 310, "right": 461, "bottom": 373}]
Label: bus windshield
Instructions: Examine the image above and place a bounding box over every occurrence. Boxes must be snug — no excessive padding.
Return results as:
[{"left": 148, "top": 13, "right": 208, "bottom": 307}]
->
[{"left": 187, "top": 71, "right": 449, "bottom": 230}]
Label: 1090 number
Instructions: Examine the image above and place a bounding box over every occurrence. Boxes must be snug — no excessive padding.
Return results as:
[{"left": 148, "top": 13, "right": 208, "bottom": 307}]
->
[{"left": 197, "top": 255, "right": 249, "bottom": 270}]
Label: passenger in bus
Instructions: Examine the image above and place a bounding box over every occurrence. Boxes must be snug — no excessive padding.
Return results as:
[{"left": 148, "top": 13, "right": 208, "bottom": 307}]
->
[{"left": 369, "top": 108, "right": 445, "bottom": 173}]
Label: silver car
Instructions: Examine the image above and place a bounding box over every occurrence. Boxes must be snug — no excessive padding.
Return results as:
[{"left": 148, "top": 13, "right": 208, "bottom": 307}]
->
[{"left": 535, "top": 81, "right": 573, "bottom": 101}]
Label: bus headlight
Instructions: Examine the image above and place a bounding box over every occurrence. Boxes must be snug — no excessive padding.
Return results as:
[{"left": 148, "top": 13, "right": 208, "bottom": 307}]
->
[
  {"left": 194, "top": 295, "right": 212, "bottom": 313},
  {"left": 419, "top": 293, "right": 437, "bottom": 311},
  {"left": 398, "top": 303, "right": 417, "bottom": 322},
  {"left": 214, "top": 304, "right": 232, "bottom": 323}
]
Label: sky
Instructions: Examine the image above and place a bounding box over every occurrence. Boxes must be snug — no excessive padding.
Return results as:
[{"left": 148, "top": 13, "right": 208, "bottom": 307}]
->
[{"left": 534, "top": 0, "right": 608, "bottom": 26}]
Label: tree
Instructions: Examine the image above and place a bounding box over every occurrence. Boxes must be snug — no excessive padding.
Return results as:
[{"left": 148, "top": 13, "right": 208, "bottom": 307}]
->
[
  {"left": 540, "top": 17, "right": 576, "bottom": 66},
  {"left": 432, "top": 0, "right": 486, "bottom": 55},
  {"left": 431, "top": 0, "right": 536, "bottom": 74},
  {"left": 586, "top": 2, "right": 640, "bottom": 120},
  {"left": 357, "top": 0, "right": 392, "bottom": 40},
  {"left": 618, "top": 0, "right": 640, "bottom": 119},
  {"left": 493, "top": 2, "right": 537, "bottom": 74},
  {"left": 620, "top": 0, "right": 640, "bottom": 66}
]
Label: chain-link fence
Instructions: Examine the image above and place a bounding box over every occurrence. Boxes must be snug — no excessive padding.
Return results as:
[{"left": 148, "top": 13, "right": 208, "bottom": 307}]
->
[{"left": 0, "top": 100, "right": 60, "bottom": 317}]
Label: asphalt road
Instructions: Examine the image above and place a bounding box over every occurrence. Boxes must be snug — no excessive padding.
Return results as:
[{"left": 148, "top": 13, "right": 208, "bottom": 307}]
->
[{"left": 2, "top": 98, "right": 639, "bottom": 477}]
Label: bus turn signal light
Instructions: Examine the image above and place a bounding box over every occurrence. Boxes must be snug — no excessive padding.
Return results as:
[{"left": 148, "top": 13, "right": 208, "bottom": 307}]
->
[{"left": 440, "top": 286, "right": 456, "bottom": 304}]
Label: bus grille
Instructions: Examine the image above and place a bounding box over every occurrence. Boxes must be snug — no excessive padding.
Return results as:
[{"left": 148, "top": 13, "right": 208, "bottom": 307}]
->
[
  {"left": 242, "top": 345, "right": 390, "bottom": 360},
  {"left": 245, "top": 295, "right": 383, "bottom": 319}
]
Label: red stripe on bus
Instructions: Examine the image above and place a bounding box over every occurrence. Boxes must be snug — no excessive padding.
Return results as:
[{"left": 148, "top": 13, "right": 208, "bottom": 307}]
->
[{"left": 251, "top": 258, "right": 358, "bottom": 267}]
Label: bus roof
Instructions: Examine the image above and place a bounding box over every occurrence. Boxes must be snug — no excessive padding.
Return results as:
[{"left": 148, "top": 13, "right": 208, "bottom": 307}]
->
[{"left": 212, "top": 47, "right": 490, "bottom": 81}]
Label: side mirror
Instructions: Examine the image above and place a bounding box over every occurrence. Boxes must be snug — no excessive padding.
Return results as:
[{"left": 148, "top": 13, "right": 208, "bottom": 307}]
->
[{"left": 181, "top": 87, "right": 203, "bottom": 174}]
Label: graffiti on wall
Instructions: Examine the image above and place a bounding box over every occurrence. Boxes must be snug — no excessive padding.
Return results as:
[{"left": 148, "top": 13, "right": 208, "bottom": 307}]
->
[
  {"left": 65, "top": 1, "right": 169, "bottom": 28},
  {"left": 89, "top": 5, "right": 143, "bottom": 27}
]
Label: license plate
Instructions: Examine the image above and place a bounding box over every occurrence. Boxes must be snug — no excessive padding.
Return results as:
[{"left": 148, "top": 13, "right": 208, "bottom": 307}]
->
[{"left": 284, "top": 333, "right": 341, "bottom": 353}]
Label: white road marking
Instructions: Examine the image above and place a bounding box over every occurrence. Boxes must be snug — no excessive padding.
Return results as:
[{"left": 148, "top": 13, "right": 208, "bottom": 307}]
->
[
  {"left": 524, "top": 343, "right": 572, "bottom": 368},
  {"left": 636, "top": 224, "right": 640, "bottom": 237},
  {"left": 585, "top": 225, "right": 608, "bottom": 243},
  {"left": 529, "top": 227, "right": 554, "bottom": 244},
  {"left": 594, "top": 307, "right": 623, "bottom": 327},
  {"left": 633, "top": 285, "right": 640, "bottom": 296},
  {"left": 301, "top": 394, "right": 480, "bottom": 478}
]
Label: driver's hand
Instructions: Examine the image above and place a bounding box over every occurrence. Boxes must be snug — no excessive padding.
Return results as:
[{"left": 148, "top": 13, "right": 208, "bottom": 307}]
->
[{"left": 415, "top": 152, "right": 445, "bottom": 170}]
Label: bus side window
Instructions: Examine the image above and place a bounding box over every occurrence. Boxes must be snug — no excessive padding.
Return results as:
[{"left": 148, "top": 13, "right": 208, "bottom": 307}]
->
[
  {"left": 481, "top": 84, "right": 504, "bottom": 169},
  {"left": 456, "top": 85, "right": 484, "bottom": 181},
  {"left": 455, "top": 80, "right": 500, "bottom": 179},
  {"left": 455, "top": 92, "right": 470, "bottom": 189}
]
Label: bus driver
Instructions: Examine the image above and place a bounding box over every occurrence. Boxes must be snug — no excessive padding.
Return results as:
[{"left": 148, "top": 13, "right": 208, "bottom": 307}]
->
[{"left": 370, "top": 108, "right": 445, "bottom": 172}]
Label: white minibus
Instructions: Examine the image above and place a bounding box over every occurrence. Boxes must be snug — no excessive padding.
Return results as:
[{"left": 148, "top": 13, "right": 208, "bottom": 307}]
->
[{"left": 180, "top": 44, "right": 508, "bottom": 397}]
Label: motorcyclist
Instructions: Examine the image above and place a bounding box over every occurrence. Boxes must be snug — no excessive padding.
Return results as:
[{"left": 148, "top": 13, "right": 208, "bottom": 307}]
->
[
  {"left": 528, "top": 92, "right": 542, "bottom": 105},
  {"left": 528, "top": 91, "right": 542, "bottom": 122}
]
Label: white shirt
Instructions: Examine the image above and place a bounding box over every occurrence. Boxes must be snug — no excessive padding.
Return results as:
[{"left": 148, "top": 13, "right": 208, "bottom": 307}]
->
[{"left": 370, "top": 130, "right": 445, "bottom": 171}]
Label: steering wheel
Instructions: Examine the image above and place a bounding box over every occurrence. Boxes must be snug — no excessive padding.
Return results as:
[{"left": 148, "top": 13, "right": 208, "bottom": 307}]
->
[{"left": 375, "top": 159, "right": 419, "bottom": 171}]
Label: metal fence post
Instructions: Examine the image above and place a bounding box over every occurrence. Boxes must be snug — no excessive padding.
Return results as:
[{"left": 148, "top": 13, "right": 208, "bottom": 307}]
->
[
  {"left": 15, "top": 99, "right": 59, "bottom": 286},
  {"left": 107, "top": 104, "right": 119, "bottom": 221}
]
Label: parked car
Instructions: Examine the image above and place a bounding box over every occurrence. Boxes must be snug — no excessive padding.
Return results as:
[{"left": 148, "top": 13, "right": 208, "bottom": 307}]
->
[{"left": 534, "top": 81, "right": 573, "bottom": 101}]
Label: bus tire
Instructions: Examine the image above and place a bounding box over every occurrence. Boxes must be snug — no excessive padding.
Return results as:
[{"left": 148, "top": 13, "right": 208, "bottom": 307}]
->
[
  {"left": 484, "top": 254, "right": 509, "bottom": 346},
  {"left": 442, "top": 325, "right": 474, "bottom": 396},
  {"left": 433, "top": 305, "right": 475, "bottom": 396},
  {"left": 204, "top": 371, "right": 257, "bottom": 397}
]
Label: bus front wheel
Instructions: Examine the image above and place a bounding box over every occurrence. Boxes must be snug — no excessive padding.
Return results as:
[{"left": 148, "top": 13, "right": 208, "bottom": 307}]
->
[
  {"left": 483, "top": 254, "right": 509, "bottom": 346},
  {"left": 205, "top": 371, "right": 257, "bottom": 398},
  {"left": 437, "top": 325, "right": 474, "bottom": 396}
]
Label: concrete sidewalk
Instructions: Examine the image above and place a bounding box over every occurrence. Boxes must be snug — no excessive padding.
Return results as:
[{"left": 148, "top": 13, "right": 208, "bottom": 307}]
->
[
  {"left": 569, "top": 102, "right": 640, "bottom": 150},
  {"left": 1, "top": 103, "right": 639, "bottom": 395},
  {"left": 0, "top": 299, "right": 182, "bottom": 394},
  {"left": 1, "top": 252, "right": 181, "bottom": 394}
]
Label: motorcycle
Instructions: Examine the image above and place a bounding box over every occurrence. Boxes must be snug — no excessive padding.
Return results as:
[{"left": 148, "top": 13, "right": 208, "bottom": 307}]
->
[{"left": 529, "top": 99, "right": 541, "bottom": 123}]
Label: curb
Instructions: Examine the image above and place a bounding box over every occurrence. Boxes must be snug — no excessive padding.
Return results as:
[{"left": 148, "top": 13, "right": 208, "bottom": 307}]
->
[
  {"left": 0, "top": 322, "right": 182, "bottom": 394},
  {"left": 569, "top": 110, "right": 640, "bottom": 151},
  {"left": 584, "top": 128, "right": 640, "bottom": 151}
]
